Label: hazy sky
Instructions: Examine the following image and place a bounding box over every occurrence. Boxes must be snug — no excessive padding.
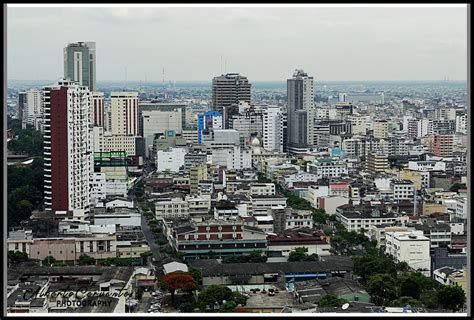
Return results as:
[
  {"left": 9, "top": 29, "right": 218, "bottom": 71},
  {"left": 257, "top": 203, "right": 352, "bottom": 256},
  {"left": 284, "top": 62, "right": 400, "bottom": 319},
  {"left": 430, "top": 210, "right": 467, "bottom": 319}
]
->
[{"left": 7, "top": 5, "right": 468, "bottom": 82}]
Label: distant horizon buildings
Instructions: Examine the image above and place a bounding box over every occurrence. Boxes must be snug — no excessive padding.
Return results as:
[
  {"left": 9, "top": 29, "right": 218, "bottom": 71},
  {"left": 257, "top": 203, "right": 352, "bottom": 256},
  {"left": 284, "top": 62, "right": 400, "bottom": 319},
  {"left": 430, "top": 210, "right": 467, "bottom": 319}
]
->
[
  {"left": 63, "top": 41, "right": 97, "bottom": 91},
  {"left": 43, "top": 79, "right": 92, "bottom": 213}
]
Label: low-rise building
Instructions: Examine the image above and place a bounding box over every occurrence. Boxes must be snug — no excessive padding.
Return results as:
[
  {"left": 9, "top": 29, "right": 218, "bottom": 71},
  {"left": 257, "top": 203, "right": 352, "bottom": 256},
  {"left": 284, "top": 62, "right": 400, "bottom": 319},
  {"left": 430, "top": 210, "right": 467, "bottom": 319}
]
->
[
  {"left": 169, "top": 220, "right": 267, "bottom": 260},
  {"left": 267, "top": 228, "right": 330, "bottom": 259},
  {"left": 385, "top": 230, "right": 431, "bottom": 276}
]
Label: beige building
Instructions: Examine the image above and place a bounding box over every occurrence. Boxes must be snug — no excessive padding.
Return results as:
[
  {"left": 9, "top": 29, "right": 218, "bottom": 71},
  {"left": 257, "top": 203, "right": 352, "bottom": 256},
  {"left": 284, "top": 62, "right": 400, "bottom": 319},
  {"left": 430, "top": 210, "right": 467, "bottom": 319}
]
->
[
  {"left": 373, "top": 119, "right": 389, "bottom": 139},
  {"left": 110, "top": 92, "right": 139, "bottom": 136},
  {"left": 190, "top": 163, "right": 208, "bottom": 194},
  {"left": 366, "top": 152, "right": 388, "bottom": 174}
]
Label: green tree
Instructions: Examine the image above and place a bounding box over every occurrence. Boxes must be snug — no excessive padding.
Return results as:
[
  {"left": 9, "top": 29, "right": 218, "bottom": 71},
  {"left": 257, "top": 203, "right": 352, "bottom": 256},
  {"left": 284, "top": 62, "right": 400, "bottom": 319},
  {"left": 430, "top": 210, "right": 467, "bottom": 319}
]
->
[
  {"left": 366, "top": 273, "right": 398, "bottom": 306},
  {"left": 287, "top": 247, "right": 319, "bottom": 262},
  {"left": 398, "top": 272, "right": 434, "bottom": 299},
  {"left": 419, "top": 289, "right": 439, "bottom": 309},
  {"left": 179, "top": 302, "right": 197, "bottom": 313},
  {"left": 42, "top": 256, "right": 57, "bottom": 266},
  {"left": 135, "top": 287, "right": 144, "bottom": 300},
  {"left": 78, "top": 254, "right": 96, "bottom": 266},
  {"left": 449, "top": 183, "right": 466, "bottom": 193},
  {"left": 312, "top": 208, "right": 328, "bottom": 225},
  {"left": 352, "top": 253, "right": 397, "bottom": 284},
  {"left": 389, "top": 296, "right": 423, "bottom": 308},
  {"left": 436, "top": 285, "right": 466, "bottom": 312},
  {"left": 318, "top": 294, "right": 348, "bottom": 307},
  {"left": 7, "top": 251, "right": 28, "bottom": 265},
  {"left": 219, "top": 301, "right": 237, "bottom": 313},
  {"left": 188, "top": 267, "right": 203, "bottom": 285},
  {"left": 197, "top": 285, "right": 234, "bottom": 312}
]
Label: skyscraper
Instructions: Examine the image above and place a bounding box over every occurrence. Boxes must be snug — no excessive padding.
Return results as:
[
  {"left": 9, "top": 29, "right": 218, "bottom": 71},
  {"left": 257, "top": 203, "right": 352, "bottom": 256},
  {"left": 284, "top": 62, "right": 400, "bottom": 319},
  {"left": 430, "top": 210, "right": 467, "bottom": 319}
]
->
[
  {"left": 262, "top": 105, "right": 284, "bottom": 152},
  {"left": 212, "top": 73, "right": 251, "bottom": 128},
  {"left": 91, "top": 91, "right": 105, "bottom": 127},
  {"left": 110, "top": 92, "right": 139, "bottom": 136},
  {"left": 43, "top": 79, "right": 92, "bottom": 213},
  {"left": 286, "top": 69, "right": 315, "bottom": 151},
  {"left": 64, "top": 42, "right": 96, "bottom": 91}
]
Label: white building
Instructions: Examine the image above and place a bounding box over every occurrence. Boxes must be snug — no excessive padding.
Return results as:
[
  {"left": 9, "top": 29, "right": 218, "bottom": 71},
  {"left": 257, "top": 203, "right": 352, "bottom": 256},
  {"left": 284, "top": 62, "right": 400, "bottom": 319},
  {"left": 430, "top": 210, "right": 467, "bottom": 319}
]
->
[
  {"left": 93, "top": 209, "right": 141, "bottom": 227},
  {"left": 262, "top": 105, "right": 284, "bottom": 152},
  {"left": 284, "top": 172, "right": 319, "bottom": 189},
  {"left": 155, "top": 197, "right": 189, "bottom": 219},
  {"left": 337, "top": 209, "right": 408, "bottom": 233},
  {"left": 307, "top": 158, "right": 348, "bottom": 179},
  {"left": 316, "top": 196, "right": 350, "bottom": 215},
  {"left": 250, "top": 183, "right": 276, "bottom": 196},
  {"left": 284, "top": 209, "right": 313, "bottom": 229},
  {"left": 455, "top": 114, "right": 467, "bottom": 134},
  {"left": 456, "top": 197, "right": 468, "bottom": 220},
  {"left": 156, "top": 147, "right": 187, "bottom": 172},
  {"left": 306, "top": 185, "right": 330, "bottom": 208},
  {"left": 25, "top": 89, "right": 43, "bottom": 129},
  {"left": 211, "top": 146, "right": 252, "bottom": 170},
  {"left": 251, "top": 195, "right": 287, "bottom": 216},
  {"left": 408, "top": 160, "right": 446, "bottom": 172},
  {"left": 390, "top": 179, "right": 415, "bottom": 202},
  {"left": 255, "top": 215, "right": 274, "bottom": 233},
  {"left": 110, "top": 92, "right": 139, "bottom": 136},
  {"left": 90, "top": 172, "right": 106, "bottom": 206},
  {"left": 385, "top": 230, "right": 431, "bottom": 277},
  {"left": 142, "top": 109, "right": 183, "bottom": 157}
]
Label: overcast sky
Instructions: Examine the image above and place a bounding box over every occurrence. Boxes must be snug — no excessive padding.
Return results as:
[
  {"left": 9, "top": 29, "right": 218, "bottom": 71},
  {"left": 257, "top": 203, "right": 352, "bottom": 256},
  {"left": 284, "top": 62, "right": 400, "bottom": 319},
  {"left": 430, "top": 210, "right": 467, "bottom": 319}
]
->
[{"left": 7, "top": 5, "right": 468, "bottom": 82}]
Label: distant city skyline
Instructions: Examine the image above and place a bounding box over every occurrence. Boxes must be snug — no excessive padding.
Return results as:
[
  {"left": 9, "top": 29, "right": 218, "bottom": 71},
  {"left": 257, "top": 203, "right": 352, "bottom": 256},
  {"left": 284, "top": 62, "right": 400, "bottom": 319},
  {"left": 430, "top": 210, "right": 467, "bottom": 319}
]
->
[{"left": 7, "top": 5, "right": 468, "bottom": 82}]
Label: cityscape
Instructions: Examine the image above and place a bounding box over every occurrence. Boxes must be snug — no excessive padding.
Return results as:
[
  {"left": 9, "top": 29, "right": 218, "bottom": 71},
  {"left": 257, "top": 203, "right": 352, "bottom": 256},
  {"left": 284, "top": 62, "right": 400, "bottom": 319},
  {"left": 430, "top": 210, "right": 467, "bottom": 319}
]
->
[{"left": 5, "top": 4, "right": 469, "bottom": 316}]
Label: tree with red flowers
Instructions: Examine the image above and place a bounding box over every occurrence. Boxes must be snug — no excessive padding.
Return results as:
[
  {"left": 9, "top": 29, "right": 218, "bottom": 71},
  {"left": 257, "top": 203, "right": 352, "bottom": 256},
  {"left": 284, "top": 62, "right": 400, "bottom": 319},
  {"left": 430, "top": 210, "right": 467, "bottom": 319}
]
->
[{"left": 157, "top": 272, "right": 197, "bottom": 304}]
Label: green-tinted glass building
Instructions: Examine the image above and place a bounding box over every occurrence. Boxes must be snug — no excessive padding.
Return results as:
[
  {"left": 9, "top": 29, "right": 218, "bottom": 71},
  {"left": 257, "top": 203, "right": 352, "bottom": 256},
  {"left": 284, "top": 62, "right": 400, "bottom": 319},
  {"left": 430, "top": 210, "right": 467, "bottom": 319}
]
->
[{"left": 63, "top": 42, "right": 96, "bottom": 91}]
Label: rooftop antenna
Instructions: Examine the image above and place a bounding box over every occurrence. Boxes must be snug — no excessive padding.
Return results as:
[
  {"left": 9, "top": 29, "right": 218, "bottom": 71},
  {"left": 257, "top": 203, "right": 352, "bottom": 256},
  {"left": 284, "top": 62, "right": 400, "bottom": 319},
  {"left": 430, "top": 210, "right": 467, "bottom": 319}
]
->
[
  {"left": 124, "top": 66, "right": 128, "bottom": 88},
  {"left": 225, "top": 59, "right": 227, "bottom": 73},
  {"left": 221, "top": 55, "right": 223, "bottom": 75},
  {"left": 162, "top": 67, "right": 165, "bottom": 87}
]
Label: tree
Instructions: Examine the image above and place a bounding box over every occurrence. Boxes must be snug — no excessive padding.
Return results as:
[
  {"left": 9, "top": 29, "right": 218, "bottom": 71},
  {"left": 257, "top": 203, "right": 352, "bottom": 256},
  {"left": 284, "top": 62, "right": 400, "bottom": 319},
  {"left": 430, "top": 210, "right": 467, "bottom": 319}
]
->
[
  {"left": 449, "top": 183, "right": 466, "bottom": 193},
  {"left": 42, "top": 256, "right": 57, "bottom": 266},
  {"left": 389, "top": 296, "right": 423, "bottom": 308},
  {"left": 158, "top": 272, "right": 197, "bottom": 304},
  {"left": 318, "top": 294, "right": 348, "bottom": 307},
  {"left": 219, "top": 301, "right": 237, "bottom": 313},
  {"left": 78, "top": 254, "right": 96, "bottom": 266},
  {"left": 366, "top": 273, "right": 398, "bottom": 306},
  {"left": 436, "top": 285, "right": 466, "bottom": 312},
  {"left": 312, "top": 208, "right": 329, "bottom": 225},
  {"left": 179, "top": 302, "right": 197, "bottom": 313},
  {"left": 7, "top": 251, "right": 28, "bottom": 265},
  {"left": 288, "top": 247, "right": 319, "bottom": 262},
  {"left": 352, "top": 253, "right": 397, "bottom": 284},
  {"left": 135, "top": 287, "right": 144, "bottom": 300},
  {"left": 188, "top": 267, "right": 202, "bottom": 285},
  {"left": 398, "top": 272, "right": 434, "bottom": 299},
  {"left": 419, "top": 289, "right": 439, "bottom": 309},
  {"left": 197, "top": 285, "right": 234, "bottom": 312}
]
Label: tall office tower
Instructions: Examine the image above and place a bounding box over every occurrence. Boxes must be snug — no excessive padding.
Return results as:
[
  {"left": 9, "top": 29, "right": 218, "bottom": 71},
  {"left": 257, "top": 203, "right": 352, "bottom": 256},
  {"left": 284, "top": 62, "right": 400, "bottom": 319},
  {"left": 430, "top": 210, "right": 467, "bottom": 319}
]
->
[
  {"left": 64, "top": 41, "right": 96, "bottom": 91},
  {"left": 17, "top": 92, "right": 27, "bottom": 126},
  {"left": 262, "top": 105, "right": 284, "bottom": 152},
  {"left": 212, "top": 73, "right": 251, "bottom": 128},
  {"left": 43, "top": 79, "right": 92, "bottom": 213},
  {"left": 430, "top": 134, "right": 454, "bottom": 157},
  {"left": 91, "top": 92, "right": 105, "bottom": 127},
  {"left": 110, "top": 92, "right": 139, "bottom": 136},
  {"left": 23, "top": 89, "right": 44, "bottom": 130},
  {"left": 286, "top": 69, "right": 315, "bottom": 151}
]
